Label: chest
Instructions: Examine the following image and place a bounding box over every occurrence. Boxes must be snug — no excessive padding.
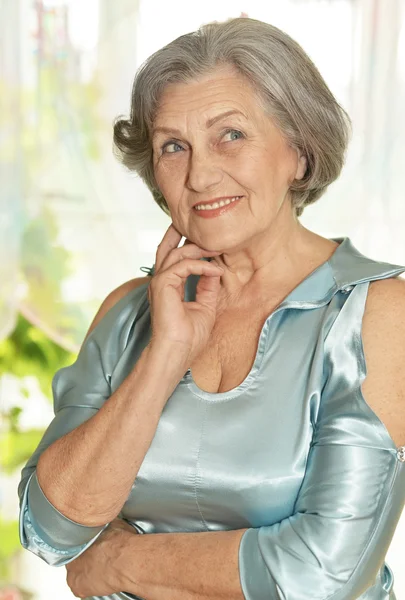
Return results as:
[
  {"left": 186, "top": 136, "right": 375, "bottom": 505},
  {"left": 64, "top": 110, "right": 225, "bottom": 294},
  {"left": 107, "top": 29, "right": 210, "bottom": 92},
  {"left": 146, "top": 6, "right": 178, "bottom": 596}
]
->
[
  {"left": 119, "top": 305, "right": 325, "bottom": 534},
  {"left": 189, "top": 308, "right": 275, "bottom": 394}
]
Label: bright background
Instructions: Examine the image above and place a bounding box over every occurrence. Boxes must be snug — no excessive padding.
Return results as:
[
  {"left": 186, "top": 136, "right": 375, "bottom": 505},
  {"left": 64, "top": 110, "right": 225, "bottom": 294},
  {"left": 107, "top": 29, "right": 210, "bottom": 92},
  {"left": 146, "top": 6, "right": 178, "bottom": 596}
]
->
[{"left": 1, "top": 0, "right": 404, "bottom": 598}]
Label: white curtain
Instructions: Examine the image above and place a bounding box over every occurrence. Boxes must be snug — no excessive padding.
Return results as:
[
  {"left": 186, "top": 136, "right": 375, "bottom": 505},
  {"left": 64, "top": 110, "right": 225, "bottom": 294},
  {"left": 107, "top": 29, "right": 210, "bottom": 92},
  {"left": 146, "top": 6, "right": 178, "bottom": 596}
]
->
[{"left": 1, "top": 0, "right": 404, "bottom": 352}]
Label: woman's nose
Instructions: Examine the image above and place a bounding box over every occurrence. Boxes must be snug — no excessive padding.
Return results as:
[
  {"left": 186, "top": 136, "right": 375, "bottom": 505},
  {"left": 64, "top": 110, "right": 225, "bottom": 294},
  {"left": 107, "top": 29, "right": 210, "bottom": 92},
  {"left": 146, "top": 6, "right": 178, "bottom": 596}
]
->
[{"left": 186, "top": 152, "right": 224, "bottom": 193}]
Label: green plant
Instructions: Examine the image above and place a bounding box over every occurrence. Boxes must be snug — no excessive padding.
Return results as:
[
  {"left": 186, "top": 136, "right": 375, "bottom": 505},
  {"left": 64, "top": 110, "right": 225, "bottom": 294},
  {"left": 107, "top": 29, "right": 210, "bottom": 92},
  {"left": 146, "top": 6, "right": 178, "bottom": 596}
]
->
[{"left": 0, "top": 314, "right": 76, "bottom": 582}]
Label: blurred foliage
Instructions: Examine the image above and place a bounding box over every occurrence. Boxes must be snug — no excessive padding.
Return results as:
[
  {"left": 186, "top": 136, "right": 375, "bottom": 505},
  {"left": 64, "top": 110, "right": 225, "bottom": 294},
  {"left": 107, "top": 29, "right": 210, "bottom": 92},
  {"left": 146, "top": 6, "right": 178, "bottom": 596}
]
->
[
  {"left": 0, "top": 3, "right": 109, "bottom": 591},
  {"left": 20, "top": 205, "right": 94, "bottom": 353},
  {"left": 0, "top": 518, "right": 20, "bottom": 581},
  {"left": 0, "top": 313, "right": 75, "bottom": 398},
  {"left": 3, "top": 57, "right": 106, "bottom": 352},
  {"left": 0, "top": 315, "right": 76, "bottom": 582},
  {"left": 0, "top": 430, "right": 45, "bottom": 476},
  {"left": 0, "top": 57, "right": 102, "bottom": 583}
]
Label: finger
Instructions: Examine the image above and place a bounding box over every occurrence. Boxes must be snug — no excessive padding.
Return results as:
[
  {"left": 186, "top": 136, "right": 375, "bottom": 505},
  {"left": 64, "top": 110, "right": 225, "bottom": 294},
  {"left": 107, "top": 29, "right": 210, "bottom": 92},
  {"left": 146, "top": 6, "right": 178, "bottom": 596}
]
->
[
  {"left": 160, "top": 242, "right": 221, "bottom": 273},
  {"left": 152, "top": 259, "right": 223, "bottom": 285},
  {"left": 148, "top": 257, "right": 223, "bottom": 306},
  {"left": 150, "top": 245, "right": 221, "bottom": 305},
  {"left": 155, "top": 226, "right": 221, "bottom": 276},
  {"left": 155, "top": 224, "right": 183, "bottom": 274},
  {"left": 195, "top": 266, "right": 223, "bottom": 310}
]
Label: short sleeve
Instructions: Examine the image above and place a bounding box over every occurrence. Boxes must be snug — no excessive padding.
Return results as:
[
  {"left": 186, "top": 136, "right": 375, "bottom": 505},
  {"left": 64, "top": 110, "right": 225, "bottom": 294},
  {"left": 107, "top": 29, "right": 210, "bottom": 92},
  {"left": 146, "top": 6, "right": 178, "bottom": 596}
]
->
[
  {"left": 17, "top": 283, "right": 149, "bottom": 566},
  {"left": 238, "top": 282, "right": 405, "bottom": 600}
]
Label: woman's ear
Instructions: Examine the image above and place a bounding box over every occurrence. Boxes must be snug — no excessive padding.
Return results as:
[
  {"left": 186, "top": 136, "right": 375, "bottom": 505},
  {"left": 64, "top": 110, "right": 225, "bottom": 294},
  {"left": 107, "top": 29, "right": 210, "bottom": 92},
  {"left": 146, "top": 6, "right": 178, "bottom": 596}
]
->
[{"left": 295, "top": 149, "right": 307, "bottom": 181}]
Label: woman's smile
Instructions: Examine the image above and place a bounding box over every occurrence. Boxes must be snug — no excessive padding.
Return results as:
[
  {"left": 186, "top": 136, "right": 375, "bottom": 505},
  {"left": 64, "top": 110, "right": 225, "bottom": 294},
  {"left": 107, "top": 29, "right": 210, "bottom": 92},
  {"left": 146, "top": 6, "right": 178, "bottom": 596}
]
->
[{"left": 192, "top": 195, "right": 244, "bottom": 218}]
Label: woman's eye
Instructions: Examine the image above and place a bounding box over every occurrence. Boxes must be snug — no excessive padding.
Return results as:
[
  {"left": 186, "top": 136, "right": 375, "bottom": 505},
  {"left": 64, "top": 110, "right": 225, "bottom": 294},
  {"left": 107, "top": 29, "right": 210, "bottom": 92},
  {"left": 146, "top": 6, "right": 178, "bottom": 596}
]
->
[
  {"left": 222, "top": 129, "right": 244, "bottom": 142},
  {"left": 161, "top": 141, "right": 183, "bottom": 154}
]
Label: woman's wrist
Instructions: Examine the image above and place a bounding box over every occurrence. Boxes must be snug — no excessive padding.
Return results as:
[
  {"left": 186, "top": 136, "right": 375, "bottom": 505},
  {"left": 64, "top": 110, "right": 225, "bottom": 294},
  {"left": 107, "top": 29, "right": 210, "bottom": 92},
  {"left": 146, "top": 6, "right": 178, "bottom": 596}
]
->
[
  {"left": 143, "top": 339, "right": 190, "bottom": 380},
  {"left": 148, "top": 337, "right": 190, "bottom": 361},
  {"left": 111, "top": 530, "right": 144, "bottom": 594}
]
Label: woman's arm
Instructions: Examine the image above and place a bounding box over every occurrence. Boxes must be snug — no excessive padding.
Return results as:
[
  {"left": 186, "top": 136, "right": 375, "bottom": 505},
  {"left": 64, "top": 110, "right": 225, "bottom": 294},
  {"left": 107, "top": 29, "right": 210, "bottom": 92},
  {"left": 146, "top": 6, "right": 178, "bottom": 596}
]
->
[
  {"left": 66, "top": 525, "right": 247, "bottom": 600},
  {"left": 36, "top": 338, "right": 187, "bottom": 526},
  {"left": 234, "top": 278, "right": 405, "bottom": 600},
  {"left": 18, "top": 277, "right": 189, "bottom": 565}
]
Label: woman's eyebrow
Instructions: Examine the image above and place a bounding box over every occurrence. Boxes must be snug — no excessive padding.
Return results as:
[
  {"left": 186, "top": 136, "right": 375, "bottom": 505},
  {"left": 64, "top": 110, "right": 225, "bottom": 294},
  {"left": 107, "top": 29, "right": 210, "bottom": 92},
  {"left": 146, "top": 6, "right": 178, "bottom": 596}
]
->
[{"left": 152, "top": 109, "right": 247, "bottom": 138}]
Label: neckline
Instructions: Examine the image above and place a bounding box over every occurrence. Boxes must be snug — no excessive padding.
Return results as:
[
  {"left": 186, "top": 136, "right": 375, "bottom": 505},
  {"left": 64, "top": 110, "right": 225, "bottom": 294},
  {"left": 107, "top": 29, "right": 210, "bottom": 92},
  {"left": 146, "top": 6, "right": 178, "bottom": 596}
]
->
[{"left": 183, "top": 236, "right": 347, "bottom": 402}]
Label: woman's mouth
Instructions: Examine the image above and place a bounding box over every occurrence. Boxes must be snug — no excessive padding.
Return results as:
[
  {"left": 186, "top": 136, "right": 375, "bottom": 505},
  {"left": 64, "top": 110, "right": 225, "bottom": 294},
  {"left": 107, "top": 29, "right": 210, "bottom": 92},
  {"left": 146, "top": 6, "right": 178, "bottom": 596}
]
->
[{"left": 193, "top": 196, "right": 243, "bottom": 218}]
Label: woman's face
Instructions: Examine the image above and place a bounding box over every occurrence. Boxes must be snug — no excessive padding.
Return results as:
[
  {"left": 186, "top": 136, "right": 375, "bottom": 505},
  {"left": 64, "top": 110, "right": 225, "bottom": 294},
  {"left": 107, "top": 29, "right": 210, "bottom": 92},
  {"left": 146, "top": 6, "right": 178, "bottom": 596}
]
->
[{"left": 151, "top": 66, "right": 307, "bottom": 251}]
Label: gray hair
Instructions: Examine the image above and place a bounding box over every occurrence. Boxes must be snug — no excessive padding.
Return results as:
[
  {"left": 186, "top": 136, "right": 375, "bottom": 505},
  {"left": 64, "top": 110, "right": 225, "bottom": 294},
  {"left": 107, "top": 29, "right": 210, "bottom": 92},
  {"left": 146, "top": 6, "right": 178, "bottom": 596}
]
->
[{"left": 113, "top": 17, "right": 352, "bottom": 218}]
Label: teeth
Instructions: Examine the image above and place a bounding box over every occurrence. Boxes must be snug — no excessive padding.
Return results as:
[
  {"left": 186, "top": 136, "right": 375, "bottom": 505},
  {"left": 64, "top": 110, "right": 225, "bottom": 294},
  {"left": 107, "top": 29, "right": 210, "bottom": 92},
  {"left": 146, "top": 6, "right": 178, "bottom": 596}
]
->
[{"left": 194, "top": 196, "right": 241, "bottom": 211}]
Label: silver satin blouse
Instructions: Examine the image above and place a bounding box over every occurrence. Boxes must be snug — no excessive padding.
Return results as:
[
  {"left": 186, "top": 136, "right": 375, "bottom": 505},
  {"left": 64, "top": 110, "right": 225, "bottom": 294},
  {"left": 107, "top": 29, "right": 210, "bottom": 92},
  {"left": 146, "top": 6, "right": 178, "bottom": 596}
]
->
[{"left": 18, "top": 237, "right": 405, "bottom": 600}]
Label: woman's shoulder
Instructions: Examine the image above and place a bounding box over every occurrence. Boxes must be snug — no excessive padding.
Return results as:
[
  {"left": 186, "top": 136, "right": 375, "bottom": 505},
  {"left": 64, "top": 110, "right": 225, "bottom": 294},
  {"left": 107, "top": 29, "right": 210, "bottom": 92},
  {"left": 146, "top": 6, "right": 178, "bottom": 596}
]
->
[
  {"left": 359, "top": 276, "right": 405, "bottom": 447},
  {"left": 361, "top": 276, "right": 405, "bottom": 346},
  {"left": 81, "top": 276, "right": 151, "bottom": 349}
]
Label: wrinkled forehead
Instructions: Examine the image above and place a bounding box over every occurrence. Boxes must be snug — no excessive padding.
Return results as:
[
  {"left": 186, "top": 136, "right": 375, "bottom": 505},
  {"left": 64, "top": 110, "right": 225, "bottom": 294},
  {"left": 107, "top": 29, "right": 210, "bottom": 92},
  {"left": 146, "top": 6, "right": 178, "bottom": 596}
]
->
[{"left": 151, "top": 72, "right": 268, "bottom": 136}]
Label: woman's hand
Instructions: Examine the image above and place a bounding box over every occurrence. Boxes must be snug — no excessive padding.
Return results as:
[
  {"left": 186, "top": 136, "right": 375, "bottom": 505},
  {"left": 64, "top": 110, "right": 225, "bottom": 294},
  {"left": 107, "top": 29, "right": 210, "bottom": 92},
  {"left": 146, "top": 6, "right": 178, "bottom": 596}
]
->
[
  {"left": 65, "top": 518, "right": 138, "bottom": 598},
  {"left": 147, "top": 223, "right": 223, "bottom": 365}
]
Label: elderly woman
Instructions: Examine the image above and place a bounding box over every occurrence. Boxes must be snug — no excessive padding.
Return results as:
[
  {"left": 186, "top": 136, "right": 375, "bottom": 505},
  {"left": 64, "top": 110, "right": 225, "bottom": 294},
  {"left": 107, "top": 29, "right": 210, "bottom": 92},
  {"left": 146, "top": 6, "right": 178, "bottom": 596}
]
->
[{"left": 18, "top": 17, "right": 405, "bottom": 600}]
